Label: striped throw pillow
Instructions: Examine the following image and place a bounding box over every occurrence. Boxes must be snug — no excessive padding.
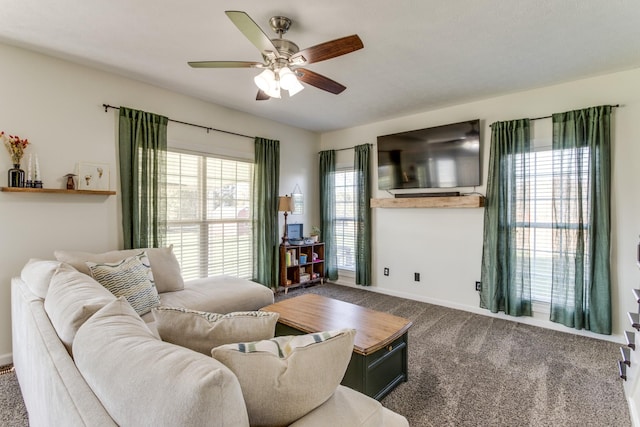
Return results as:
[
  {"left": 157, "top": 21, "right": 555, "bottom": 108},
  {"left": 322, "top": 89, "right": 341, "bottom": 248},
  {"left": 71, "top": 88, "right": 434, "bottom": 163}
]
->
[
  {"left": 231, "top": 330, "right": 343, "bottom": 358},
  {"left": 87, "top": 253, "right": 160, "bottom": 316},
  {"left": 211, "top": 328, "right": 356, "bottom": 426}
]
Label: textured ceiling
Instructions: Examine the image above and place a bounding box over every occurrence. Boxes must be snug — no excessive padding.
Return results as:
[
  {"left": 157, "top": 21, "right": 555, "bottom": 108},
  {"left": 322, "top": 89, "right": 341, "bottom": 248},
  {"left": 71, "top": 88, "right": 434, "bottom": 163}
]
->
[{"left": 1, "top": 1, "right": 639, "bottom": 132}]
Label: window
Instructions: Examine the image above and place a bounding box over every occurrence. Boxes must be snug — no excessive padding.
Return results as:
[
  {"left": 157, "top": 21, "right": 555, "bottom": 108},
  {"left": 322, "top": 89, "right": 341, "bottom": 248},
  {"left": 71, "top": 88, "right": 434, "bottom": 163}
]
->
[
  {"left": 334, "top": 169, "right": 357, "bottom": 271},
  {"left": 513, "top": 143, "right": 590, "bottom": 304},
  {"left": 165, "top": 150, "right": 253, "bottom": 281}
]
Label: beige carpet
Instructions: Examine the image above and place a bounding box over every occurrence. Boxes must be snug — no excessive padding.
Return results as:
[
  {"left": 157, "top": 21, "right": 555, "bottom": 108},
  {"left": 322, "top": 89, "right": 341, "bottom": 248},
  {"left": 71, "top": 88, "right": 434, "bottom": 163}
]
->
[
  {"left": 0, "top": 366, "right": 28, "bottom": 426},
  {"left": 1, "top": 283, "right": 631, "bottom": 426},
  {"left": 276, "top": 283, "right": 631, "bottom": 426}
]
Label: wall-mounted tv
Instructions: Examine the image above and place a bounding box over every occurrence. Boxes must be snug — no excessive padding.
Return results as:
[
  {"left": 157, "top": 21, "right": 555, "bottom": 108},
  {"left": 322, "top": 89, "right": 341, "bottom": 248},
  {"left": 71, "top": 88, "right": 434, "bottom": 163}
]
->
[{"left": 377, "top": 119, "right": 481, "bottom": 191}]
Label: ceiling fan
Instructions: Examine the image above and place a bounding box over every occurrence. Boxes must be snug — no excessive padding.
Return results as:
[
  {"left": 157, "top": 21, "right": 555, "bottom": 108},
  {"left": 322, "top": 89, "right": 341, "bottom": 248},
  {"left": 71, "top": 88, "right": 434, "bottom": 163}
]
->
[{"left": 188, "top": 11, "right": 364, "bottom": 100}]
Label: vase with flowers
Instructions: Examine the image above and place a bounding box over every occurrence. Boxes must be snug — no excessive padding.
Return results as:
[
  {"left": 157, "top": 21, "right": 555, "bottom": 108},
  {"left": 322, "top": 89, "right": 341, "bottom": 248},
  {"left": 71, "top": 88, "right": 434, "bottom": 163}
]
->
[{"left": 2, "top": 131, "right": 30, "bottom": 187}]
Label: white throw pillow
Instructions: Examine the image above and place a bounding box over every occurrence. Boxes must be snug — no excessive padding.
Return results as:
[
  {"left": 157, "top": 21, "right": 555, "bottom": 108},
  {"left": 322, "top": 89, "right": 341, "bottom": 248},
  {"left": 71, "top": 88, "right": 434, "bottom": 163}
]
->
[
  {"left": 152, "top": 307, "right": 279, "bottom": 355},
  {"left": 20, "top": 258, "right": 62, "bottom": 299},
  {"left": 87, "top": 253, "right": 160, "bottom": 316},
  {"left": 54, "top": 245, "right": 184, "bottom": 293},
  {"left": 211, "top": 329, "right": 356, "bottom": 426},
  {"left": 44, "top": 264, "right": 116, "bottom": 354}
]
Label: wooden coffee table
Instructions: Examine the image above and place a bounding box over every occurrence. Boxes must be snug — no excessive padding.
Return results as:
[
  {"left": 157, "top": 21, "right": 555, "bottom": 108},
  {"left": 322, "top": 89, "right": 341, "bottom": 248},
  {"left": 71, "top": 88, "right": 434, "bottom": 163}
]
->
[{"left": 260, "top": 293, "right": 412, "bottom": 400}]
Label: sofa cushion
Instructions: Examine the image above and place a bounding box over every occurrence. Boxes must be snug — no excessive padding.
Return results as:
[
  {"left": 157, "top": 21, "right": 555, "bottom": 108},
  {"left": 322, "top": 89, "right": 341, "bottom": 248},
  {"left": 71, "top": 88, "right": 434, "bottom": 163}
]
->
[
  {"left": 289, "top": 385, "right": 409, "bottom": 427},
  {"left": 21, "top": 258, "right": 62, "bottom": 299},
  {"left": 54, "top": 245, "right": 184, "bottom": 293},
  {"left": 152, "top": 307, "right": 279, "bottom": 355},
  {"left": 44, "top": 264, "right": 116, "bottom": 353},
  {"left": 160, "top": 275, "right": 274, "bottom": 314},
  {"left": 211, "top": 329, "right": 355, "bottom": 426},
  {"left": 87, "top": 253, "right": 160, "bottom": 316},
  {"left": 73, "top": 297, "right": 250, "bottom": 427}
]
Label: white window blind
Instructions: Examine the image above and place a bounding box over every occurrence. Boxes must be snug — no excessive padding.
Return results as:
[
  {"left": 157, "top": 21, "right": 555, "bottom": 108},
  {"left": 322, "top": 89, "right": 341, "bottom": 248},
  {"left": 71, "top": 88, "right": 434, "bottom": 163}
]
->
[
  {"left": 513, "top": 143, "right": 590, "bottom": 304},
  {"left": 165, "top": 151, "right": 253, "bottom": 281},
  {"left": 334, "top": 169, "right": 357, "bottom": 271}
]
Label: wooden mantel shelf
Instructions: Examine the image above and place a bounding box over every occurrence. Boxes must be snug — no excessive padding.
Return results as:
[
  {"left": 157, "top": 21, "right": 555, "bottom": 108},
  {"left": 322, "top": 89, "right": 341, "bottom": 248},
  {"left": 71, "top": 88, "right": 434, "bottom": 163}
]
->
[
  {"left": 370, "top": 195, "right": 485, "bottom": 208},
  {"left": 1, "top": 187, "right": 116, "bottom": 196}
]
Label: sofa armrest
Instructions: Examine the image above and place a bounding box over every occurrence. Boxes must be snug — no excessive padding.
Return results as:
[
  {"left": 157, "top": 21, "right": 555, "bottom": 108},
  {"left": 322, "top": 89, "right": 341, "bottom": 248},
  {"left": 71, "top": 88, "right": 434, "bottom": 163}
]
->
[{"left": 12, "top": 278, "right": 117, "bottom": 426}]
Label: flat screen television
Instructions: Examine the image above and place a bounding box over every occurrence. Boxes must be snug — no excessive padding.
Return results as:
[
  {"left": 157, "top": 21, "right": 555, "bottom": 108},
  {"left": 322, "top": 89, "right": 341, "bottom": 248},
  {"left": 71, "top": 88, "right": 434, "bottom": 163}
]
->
[{"left": 377, "top": 119, "right": 481, "bottom": 190}]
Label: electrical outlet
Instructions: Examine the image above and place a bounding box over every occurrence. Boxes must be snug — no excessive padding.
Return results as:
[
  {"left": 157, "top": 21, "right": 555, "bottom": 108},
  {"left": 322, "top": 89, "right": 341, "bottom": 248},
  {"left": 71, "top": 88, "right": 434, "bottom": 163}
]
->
[
  {"left": 475, "top": 281, "right": 482, "bottom": 291},
  {"left": 383, "top": 267, "right": 389, "bottom": 276},
  {"left": 414, "top": 272, "right": 420, "bottom": 282}
]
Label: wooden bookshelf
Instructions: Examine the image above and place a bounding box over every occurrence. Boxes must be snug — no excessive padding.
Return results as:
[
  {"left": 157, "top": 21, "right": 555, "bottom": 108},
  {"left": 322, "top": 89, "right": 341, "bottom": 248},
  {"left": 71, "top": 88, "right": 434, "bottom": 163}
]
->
[
  {"left": 1, "top": 187, "right": 115, "bottom": 195},
  {"left": 279, "top": 242, "right": 325, "bottom": 294},
  {"left": 370, "top": 195, "right": 484, "bottom": 208}
]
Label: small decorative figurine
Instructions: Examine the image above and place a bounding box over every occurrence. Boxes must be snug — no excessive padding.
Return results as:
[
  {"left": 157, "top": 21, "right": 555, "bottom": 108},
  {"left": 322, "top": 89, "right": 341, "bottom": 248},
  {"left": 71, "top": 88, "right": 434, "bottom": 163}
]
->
[{"left": 64, "top": 173, "right": 77, "bottom": 190}]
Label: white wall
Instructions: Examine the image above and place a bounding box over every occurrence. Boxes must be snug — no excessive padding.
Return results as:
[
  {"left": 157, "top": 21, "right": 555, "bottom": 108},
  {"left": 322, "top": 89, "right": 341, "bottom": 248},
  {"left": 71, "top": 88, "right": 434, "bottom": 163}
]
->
[
  {"left": 0, "top": 42, "right": 319, "bottom": 362},
  {"left": 321, "top": 68, "right": 640, "bottom": 342}
]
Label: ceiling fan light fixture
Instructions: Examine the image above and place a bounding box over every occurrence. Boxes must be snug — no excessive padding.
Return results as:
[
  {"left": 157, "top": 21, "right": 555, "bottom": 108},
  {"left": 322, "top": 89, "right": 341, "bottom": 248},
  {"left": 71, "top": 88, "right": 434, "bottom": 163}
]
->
[
  {"left": 254, "top": 69, "right": 275, "bottom": 92},
  {"left": 278, "top": 67, "right": 296, "bottom": 90},
  {"left": 265, "top": 80, "right": 281, "bottom": 98},
  {"left": 279, "top": 67, "right": 304, "bottom": 97},
  {"left": 286, "top": 78, "right": 305, "bottom": 97}
]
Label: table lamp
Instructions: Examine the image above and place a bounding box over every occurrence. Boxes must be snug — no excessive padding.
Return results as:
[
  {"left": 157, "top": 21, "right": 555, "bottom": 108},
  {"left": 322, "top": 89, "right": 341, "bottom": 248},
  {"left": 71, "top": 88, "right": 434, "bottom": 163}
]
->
[{"left": 278, "top": 195, "right": 293, "bottom": 245}]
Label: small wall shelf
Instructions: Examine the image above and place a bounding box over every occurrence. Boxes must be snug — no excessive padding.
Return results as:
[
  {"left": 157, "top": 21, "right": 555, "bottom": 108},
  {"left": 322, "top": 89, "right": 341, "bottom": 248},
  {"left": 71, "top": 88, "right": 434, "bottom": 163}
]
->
[
  {"left": 1, "top": 187, "right": 116, "bottom": 196},
  {"left": 370, "top": 195, "right": 485, "bottom": 209}
]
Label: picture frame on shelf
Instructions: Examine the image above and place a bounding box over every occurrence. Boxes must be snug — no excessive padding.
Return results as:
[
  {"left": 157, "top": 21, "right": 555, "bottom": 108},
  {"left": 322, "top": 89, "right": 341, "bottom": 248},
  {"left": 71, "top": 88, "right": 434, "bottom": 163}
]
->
[
  {"left": 291, "top": 192, "right": 303, "bottom": 215},
  {"left": 77, "top": 162, "right": 110, "bottom": 191}
]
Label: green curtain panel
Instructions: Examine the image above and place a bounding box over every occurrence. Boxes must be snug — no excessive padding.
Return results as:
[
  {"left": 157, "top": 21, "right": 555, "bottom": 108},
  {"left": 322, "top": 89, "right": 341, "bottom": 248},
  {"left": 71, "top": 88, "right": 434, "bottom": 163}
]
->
[
  {"left": 319, "top": 150, "right": 338, "bottom": 281},
  {"left": 118, "top": 107, "right": 168, "bottom": 249},
  {"left": 354, "top": 144, "right": 372, "bottom": 286},
  {"left": 550, "top": 105, "right": 612, "bottom": 334},
  {"left": 480, "top": 119, "right": 532, "bottom": 316},
  {"left": 252, "top": 137, "right": 280, "bottom": 288}
]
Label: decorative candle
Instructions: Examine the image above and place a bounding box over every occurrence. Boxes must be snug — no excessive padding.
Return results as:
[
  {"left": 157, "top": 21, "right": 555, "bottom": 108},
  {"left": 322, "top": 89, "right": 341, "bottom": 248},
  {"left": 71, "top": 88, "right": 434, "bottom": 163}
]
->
[
  {"left": 27, "top": 154, "right": 33, "bottom": 182},
  {"left": 35, "top": 154, "right": 40, "bottom": 181}
]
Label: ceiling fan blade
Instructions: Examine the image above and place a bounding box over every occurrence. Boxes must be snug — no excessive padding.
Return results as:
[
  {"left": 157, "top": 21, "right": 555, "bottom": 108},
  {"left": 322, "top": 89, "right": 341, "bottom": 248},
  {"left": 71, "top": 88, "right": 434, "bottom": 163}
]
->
[
  {"left": 256, "top": 90, "right": 270, "bottom": 101},
  {"left": 295, "top": 68, "right": 346, "bottom": 94},
  {"left": 290, "top": 35, "right": 363, "bottom": 65},
  {"left": 188, "top": 61, "right": 263, "bottom": 68},
  {"left": 225, "top": 11, "right": 280, "bottom": 59}
]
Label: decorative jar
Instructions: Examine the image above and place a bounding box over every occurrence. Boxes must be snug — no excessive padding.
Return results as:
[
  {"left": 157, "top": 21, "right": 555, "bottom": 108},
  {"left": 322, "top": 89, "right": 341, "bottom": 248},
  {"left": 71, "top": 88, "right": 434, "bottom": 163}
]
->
[{"left": 8, "top": 164, "right": 25, "bottom": 187}]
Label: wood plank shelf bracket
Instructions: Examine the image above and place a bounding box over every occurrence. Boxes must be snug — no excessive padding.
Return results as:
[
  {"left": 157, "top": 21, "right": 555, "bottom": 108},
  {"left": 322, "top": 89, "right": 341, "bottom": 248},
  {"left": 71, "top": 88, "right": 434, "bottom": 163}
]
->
[
  {"left": 628, "top": 312, "right": 640, "bottom": 331},
  {"left": 1, "top": 187, "right": 116, "bottom": 195},
  {"left": 620, "top": 360, "right": 628, "bottom": 381},
  {"left": 370, "top": 195, "right": 485, "bottom": 209},
  {"left": 625, "top": 330, "right": 636, "bottom": 350}
]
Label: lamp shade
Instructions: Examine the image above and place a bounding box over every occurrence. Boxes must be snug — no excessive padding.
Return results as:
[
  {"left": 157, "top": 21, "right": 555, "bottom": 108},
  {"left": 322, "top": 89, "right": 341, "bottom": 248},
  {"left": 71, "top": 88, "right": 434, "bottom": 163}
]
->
[
  {"left": 278, "top": 195, "right": 293, "bottom": 212},
  {"left": 278, "top": 67, "right": 296, "bottom": 90},
  {"left": 254, "top": 69, "right": 275, "bottom": 92},
  {"left": 255, "top": 69, "right": 281, "bottom": 99},
  {"left": 287, "top": 78, "right": 304, "bottom": 96},
  {"left": 279, "top": 67, "right": 304, "bottom": 97}
]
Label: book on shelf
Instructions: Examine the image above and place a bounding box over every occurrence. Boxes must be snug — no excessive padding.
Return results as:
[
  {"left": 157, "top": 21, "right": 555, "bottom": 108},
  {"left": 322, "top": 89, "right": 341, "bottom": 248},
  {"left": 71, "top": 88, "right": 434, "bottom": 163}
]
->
[{"left": 285, "top": 249, "right": 298, "bottom": 267}]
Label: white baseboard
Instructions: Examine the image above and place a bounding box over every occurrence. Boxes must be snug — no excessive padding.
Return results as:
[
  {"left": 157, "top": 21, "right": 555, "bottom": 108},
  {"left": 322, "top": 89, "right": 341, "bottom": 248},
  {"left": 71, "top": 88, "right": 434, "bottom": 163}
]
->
[
  {"left": 330, "top": 280, "right": 625, "bottom": 344},
  {"left": 629, "top": 397, "right": 640, "bottom": 427},
  {"left": 0, "top": 353, "right": 13, "bottom": 366}
]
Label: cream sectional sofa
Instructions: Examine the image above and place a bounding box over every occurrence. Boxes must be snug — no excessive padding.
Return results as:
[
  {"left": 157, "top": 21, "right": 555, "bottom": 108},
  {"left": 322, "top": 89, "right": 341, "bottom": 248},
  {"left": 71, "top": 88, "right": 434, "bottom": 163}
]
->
[{"left": 11, "top": 248, "right": 409, "bottom": 427}]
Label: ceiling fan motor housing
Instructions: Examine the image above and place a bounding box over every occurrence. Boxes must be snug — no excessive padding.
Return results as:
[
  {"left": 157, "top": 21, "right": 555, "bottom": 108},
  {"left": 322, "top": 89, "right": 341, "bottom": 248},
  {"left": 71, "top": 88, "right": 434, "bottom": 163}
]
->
[{"left": 270, "top": 39, "right": 300, "bottom": 62}]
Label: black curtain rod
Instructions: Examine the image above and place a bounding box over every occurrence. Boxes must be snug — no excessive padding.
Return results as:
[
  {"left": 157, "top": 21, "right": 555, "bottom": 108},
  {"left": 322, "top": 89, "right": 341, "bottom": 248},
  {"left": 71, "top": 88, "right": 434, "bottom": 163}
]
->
[
  {"left": 490, "top": 104, "right": 620, "bottom": 126},
  {"left": 318, "top": 143, "right": 373, "bottom": 154},
  {"left": 102, "top": 104, "right": 255, "bottom": 140}
]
